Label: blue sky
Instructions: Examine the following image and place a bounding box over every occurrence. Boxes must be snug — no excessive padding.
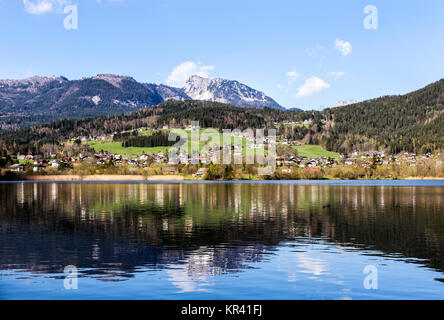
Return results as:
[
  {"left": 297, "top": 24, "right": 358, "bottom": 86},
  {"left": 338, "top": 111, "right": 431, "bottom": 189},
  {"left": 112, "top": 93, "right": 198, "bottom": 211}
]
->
[{"left": 1, "top": 0, "right": 444, "bottom": 110}]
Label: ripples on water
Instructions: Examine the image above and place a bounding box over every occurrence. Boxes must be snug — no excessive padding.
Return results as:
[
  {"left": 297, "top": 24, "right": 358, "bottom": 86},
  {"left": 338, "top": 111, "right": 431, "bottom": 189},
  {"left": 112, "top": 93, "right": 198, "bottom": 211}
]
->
[{"left": 0, "top": 181, "right": 443, "bottom": 299}]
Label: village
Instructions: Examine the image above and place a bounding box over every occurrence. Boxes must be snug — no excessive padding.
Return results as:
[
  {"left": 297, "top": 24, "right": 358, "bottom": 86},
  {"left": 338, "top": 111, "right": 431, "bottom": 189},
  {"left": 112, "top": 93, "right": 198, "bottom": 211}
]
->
[{"left": 3, "top": 129, "right": 443, "bottom": 179}]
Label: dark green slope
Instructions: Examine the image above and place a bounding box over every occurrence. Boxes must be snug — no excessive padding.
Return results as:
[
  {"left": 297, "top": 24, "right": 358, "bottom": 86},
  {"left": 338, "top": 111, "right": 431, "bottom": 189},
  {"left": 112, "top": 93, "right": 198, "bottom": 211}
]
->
[{"left": 322, "top": 79, "right": 444, "bottom": 153}]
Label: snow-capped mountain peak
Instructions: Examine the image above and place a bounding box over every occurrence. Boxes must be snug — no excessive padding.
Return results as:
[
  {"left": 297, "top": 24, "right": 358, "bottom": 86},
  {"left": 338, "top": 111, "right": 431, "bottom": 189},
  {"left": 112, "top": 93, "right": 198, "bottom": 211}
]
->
[{"left": 183, "top": 75, "right": 283, "bottom": 110}]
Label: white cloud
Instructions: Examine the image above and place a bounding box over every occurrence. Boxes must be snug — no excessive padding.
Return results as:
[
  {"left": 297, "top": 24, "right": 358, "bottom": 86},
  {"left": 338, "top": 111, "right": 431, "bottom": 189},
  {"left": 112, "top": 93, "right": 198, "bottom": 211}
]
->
[
  {"left": 327, "top": 71, "right": 345, "bottom": 80},
  {"left": 23, "top": 0, "right": 53, "bottom": 14},
  {"left": 166, "top": 61, "right": 214, "bottom": 87},
  {"left": 286, "top": 71, "right": 300, "bottom": 80},
  {"left": 23, "top": 0, "right": 71, "bottom": 15},
  {"left": 335, "top": 38, "right": 352, "bottom": 56},
  {"left": 296, "top": 76, "right": 330, "bottom": 98}
]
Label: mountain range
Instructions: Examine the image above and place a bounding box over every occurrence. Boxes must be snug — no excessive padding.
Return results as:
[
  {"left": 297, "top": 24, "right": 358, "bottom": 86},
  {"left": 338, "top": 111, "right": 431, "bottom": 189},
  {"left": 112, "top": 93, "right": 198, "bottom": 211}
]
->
[
  {"left": 0, "top": 74, "right": 284, "bottom": 130},
  {"left": 2, "top": 72, "right": 443, "bottom": 155},
  {"left": 2, "top": 78, "right": 443, "bottom": 156}
]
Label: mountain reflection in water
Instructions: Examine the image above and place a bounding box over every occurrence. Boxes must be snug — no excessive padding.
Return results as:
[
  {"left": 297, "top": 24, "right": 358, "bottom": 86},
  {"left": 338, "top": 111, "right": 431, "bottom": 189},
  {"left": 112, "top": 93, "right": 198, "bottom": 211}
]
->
[{"left": 0, "top": 182, "right": 443, "bottom": 299}]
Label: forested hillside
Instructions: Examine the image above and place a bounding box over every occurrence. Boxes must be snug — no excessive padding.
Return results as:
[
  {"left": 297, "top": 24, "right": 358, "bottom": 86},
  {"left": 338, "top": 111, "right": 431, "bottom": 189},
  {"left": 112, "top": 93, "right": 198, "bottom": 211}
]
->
[
  {"left": 321, "top": 79, "right": 444, "bottom": 153},
  {"left": 0, "top": 100, "right": 303, "bottom": 155}
]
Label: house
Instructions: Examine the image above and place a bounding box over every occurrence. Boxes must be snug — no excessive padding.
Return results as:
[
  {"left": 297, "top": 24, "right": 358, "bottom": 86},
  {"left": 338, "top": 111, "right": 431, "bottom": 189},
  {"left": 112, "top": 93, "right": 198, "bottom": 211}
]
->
[
  {"left": 62, "top": 157, "right": 73, "bottom": 163},
  {"left": 194, "top": 168, "right": 207, "bottom": 178},
  {"left": 344, "top": 158, "right": 357, "bottom": 166},
  {"left": 199, "top": 157, "right": 210, "bottom": 164},
  {"left": 33, "top": 164, "right": 45, "bottom": 173},
  {"left": 51, "top": 160, "right": 61, "bottom": 169},
  {"left": 10, "top": 164, "right": 25, "bottom": 172},
  {"left": 280, "top": 167, "right": 292, "bottom": 174},
  {"left": 162, "top": 166, "right": 176, "bottom": 175},
  {"left": 35, "top": 159, "right": 48, "bottom": 165},
  {"left": 128, "top": 159, "right": 139, "bottom": 166},
  {"left": 307, "top": 160, "right": 318, "bottom": 168}
]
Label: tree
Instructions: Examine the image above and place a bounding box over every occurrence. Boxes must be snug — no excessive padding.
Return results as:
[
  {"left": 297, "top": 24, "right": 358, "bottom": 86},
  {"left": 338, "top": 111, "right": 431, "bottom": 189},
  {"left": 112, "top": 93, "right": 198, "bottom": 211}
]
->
[
  {"left": 205, "top": 164, "right": 222, "bottom": 180},
  {"left": 223, "top": 165, "right": 235, "bottom": 180},
  {"left": 277, "top": 144, "right": 296, "bottom": 158}
]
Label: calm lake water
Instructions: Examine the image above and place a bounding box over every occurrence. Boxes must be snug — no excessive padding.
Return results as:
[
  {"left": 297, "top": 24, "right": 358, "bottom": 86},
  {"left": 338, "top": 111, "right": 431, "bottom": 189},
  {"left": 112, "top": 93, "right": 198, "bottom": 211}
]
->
[{"left": 1, "top": 181, "right": 444, "bottom": 300}]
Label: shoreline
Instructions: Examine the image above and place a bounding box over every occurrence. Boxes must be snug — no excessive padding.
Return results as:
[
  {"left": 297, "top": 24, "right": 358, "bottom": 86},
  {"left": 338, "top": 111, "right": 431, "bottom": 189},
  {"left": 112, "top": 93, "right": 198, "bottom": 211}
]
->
[
  {"left": 1, "top": 174, "right": 444, "bottom": 182},
  {"left": 22, "top": 175, "right": 187, "bottom": 181}
]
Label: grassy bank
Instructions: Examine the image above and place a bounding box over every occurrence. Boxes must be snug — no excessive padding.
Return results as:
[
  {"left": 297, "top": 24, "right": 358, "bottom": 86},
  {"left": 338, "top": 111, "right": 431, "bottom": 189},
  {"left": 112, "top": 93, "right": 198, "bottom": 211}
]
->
[{"left": 2, "top": 162, "right": 443, "bottom": 181}]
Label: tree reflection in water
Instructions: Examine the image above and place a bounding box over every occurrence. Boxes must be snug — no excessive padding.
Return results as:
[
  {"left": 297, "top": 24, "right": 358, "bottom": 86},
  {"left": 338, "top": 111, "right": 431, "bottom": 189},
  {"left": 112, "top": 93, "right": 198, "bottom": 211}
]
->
[{"left": 0, "top": 182, "right": 443, "bottom": 284}]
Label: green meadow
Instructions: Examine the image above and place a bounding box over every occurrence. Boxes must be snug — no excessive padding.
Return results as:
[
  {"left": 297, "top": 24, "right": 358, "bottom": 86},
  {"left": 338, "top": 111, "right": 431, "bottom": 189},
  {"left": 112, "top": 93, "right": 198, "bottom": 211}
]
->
[
  {"left": 87, "top": 130, "right": 250, "bottom": 157},
  {"left": 293, "top": 145, "right": 340, "bottom": 159},
  {"left": 87, "top": 129, "right": 337, "bottom": 160},
  {"left": 88, "top": 140, "right": 169, "bottom": 157}
]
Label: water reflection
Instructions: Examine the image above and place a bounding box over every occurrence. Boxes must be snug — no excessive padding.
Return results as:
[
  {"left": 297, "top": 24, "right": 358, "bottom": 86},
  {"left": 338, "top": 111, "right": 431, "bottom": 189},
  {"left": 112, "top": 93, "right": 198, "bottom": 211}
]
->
[{"left": 0, "top": 182, "right": 444, "bottom": 299}]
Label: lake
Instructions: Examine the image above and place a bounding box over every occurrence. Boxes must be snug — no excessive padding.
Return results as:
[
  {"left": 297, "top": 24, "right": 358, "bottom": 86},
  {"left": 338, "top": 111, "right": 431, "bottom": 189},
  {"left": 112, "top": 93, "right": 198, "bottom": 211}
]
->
[{"left": 1, "top": 180, "right": 444, "bottom": 300}]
